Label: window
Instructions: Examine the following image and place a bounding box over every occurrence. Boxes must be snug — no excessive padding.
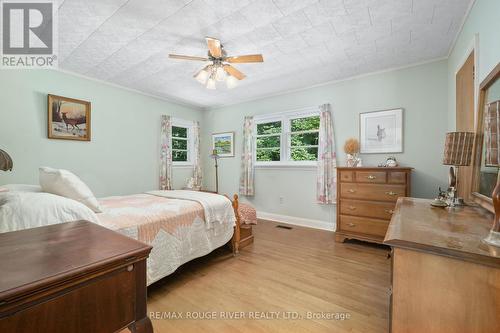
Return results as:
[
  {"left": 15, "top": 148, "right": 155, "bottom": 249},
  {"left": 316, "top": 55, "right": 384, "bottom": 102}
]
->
[
  {"left": 171, "top": 119, "right": 194, "bottom": 165},
  {"left": 256, "top": 121, "right": 281, "bottom": 162},
  {"left": 255, "top": 109, "right": 320, "bottom": 166},
  {"left": 289, "top": 115, "right": 320, "bottom": 161}
]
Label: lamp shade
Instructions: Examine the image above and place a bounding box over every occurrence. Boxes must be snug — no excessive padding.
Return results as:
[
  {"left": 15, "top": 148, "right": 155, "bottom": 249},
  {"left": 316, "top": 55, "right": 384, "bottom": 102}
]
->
[
  {"left": 443, "top": 132, "right": 474, "bottom": 166},
  {"left": 0, "top": 149, "right": 13, "bottom": 171},
  {"left": 484, "top": 100, "right": 500, "bottom": 166}
]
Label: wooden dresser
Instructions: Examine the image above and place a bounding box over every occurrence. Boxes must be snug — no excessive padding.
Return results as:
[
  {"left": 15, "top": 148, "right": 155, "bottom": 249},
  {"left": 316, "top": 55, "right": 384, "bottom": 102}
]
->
[
  {"left": 0, "top": 221, "right": 153, "bottom": 333},
  {"left": 336, "top": 167, "right": 412, "bottom": 243},
  {"left": 385, "top": 198, "right": 500, "bottom": 333}
]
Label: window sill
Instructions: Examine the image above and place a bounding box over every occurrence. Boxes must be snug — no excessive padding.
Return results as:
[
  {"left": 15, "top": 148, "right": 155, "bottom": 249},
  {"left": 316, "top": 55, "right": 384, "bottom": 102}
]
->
[
  {"left": 173, "top": 164, "right": 193, "bottom": 169},
  {"left": 255, "top": 163, "right": 317, "bottom": 170}
]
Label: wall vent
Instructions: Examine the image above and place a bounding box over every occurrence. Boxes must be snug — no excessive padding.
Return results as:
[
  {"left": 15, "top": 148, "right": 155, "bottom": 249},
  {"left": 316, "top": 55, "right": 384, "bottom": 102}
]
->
[{"left": 276, "top": 225, "right": 293, "bottom": 230}]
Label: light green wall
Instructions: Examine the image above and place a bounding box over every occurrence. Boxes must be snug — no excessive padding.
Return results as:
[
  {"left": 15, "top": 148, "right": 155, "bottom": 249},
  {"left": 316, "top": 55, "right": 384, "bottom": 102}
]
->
[
  {"left": 202, "top": 60, "right": 449, "bottom": 225},
  {"left": 448, "top": 0, "right": 500, "bottom": 128},
  {"left": 0, "top": 69, "right": 203, "bottom": 197}
]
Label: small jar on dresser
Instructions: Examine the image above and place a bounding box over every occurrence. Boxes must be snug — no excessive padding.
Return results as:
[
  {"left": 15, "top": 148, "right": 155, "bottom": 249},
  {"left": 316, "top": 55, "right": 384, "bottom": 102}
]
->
[{"left": 335, "top": 167, "right": 412, "bottom": 244}]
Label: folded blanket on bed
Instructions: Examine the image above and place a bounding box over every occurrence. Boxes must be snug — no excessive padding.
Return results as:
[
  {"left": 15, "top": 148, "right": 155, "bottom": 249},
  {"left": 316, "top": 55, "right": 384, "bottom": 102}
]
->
[{"left": 146, "top": 190, "right": 236, "bottom": 229}]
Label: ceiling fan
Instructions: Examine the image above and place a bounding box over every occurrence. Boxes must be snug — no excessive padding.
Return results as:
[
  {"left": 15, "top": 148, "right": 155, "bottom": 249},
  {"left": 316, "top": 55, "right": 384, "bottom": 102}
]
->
[{"left": 169, "top": 37, "right": 264, "bottom": 90}]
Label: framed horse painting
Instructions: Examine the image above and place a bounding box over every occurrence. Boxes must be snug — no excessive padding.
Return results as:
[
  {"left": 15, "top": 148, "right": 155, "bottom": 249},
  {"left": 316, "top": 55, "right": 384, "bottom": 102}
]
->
[
  {"left": 48, "top": 94, "right": 91, "bottom": 141},
  {"left": 359, "top": 108, "right": 403, "bottom": 154}
]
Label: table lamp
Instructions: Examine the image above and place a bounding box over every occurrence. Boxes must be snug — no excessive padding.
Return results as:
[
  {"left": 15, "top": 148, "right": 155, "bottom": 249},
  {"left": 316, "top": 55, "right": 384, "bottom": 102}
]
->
[
  {"left": 209, "top": 149, "right": 219, "bottom": 193},
  {"left": 442, "top": 132, "right": 474, "bottom": 206},
  {"left": 0, "top": 149, "right": 13, "bottom": 171}
]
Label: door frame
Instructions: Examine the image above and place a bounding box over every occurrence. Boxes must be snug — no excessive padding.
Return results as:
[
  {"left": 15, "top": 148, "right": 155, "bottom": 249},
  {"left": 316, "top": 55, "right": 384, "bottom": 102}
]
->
[{"left": 454, "top": 33, "right": 480, "bottom": 129}]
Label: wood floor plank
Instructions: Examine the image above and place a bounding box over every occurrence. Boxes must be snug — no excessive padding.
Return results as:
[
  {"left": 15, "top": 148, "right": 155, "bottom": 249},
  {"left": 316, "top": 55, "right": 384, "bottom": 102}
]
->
[{"left": 147, "top": 220, "right": 391, "bottom": 333}]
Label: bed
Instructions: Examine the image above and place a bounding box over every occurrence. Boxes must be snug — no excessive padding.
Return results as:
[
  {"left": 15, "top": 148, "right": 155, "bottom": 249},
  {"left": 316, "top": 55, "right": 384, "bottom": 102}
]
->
[
  {"left": 0, "top": 185, "right": 242, "bottom": 286},
  {"left": 96, "top": 191, "right": 241, "bottom": 285}
]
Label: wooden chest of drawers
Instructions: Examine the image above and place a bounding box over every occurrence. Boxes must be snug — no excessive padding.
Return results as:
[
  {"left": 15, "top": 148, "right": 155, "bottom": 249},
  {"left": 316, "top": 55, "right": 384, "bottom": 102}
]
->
[{"left": 335, "top": 167, "right": 412, "bottom": 244}]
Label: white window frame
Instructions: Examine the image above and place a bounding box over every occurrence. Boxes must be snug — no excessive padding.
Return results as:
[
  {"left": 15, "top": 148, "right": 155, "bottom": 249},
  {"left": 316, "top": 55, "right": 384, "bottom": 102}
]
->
[
  {"left": 172, "top": 118, "right": 194, "bottom": 167},
  {"left": 254, "top": 107, "right": 320, "bottom": 167}
]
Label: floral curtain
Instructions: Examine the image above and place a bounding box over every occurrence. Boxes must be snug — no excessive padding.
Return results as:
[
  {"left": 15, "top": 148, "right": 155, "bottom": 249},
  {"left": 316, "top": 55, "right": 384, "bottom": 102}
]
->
[
  {"left": 160, "top": 115, "right": 173, "bottom": 190},
  {"left": 192, "top": 120, "right": 203, "bottom": 188},
  {"left": 317, "top": 104, "right": 337, "bottom": 204},
  {"left": 239, "top": 116, "right": 255, "bottom": 196}
]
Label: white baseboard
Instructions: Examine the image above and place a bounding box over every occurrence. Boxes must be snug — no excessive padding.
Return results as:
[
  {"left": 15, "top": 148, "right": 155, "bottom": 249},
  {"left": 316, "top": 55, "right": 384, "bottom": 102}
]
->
[{"left": 256, "top": 211, "right": 335, "bottom": 231}]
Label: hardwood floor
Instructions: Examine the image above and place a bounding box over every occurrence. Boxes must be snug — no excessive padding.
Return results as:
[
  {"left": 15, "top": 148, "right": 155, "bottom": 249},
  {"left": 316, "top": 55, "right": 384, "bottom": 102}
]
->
[{"left": 146, "top": 220, "right": 391, "bottom": 333}]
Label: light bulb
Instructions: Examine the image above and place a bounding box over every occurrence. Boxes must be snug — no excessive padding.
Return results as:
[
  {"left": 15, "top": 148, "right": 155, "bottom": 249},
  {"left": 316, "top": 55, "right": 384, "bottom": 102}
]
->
[
  {"left": 195, "top": 69, "right": 209, "bottom": 84},
  {"left": 206, "top": 77, "right": 216, "bottom": 90},
  {"left": 226, "top": 74, "right": 239, "bottom": 89},
  {"left": 215, "top": 66, "right": 226, "bottom": 81}
]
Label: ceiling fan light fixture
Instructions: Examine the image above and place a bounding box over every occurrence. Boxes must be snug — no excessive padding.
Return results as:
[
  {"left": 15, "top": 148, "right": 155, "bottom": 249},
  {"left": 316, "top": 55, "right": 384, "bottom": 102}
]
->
[
  {"left": 171, "top": 37, "right": 263, "bottom": 90},
  {"left": 215, "top": 66, "right": 226, "bottom": 81},
  {"left": 226, "top": 74, "right": 239, "bottom": 89},
  {"left": 195, "top": 68, "right": 209, "bottom": 84},
  {"left": 206, "top": 77, "right": 216, "bottom": 90}
]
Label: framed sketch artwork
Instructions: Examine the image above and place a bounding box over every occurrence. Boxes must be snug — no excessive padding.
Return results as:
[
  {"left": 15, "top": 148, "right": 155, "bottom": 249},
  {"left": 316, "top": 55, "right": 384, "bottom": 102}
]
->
[
  {"left": 212, "top": 132, "right": 235, "bottom": 157},
  {"left": 359, "top": 108, "right": 403, "bottom": 154},
  {"left": 48, "top": 94, "right": 91, "bottom": 141}
]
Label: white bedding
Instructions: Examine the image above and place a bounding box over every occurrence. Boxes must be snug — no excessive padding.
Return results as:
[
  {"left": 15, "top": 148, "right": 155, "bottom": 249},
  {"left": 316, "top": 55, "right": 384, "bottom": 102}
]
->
[{"left": 0, "top": 191, "right": 99, "bottom": 233}]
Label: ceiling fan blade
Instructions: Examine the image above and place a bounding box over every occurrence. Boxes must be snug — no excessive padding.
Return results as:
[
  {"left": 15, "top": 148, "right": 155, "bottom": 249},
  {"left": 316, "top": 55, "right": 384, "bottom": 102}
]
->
[
  {"left": 206, "top": 37, "right": 222, "bottom": 58},
  {"left": 226, "top": 54, "right": 264, "bottom": 63},
  {"left": 169, "top": 54, "right": 208, "bottom": 61},
  {"left": 224, "top": 65, "right": 246, "bottom": 80}
]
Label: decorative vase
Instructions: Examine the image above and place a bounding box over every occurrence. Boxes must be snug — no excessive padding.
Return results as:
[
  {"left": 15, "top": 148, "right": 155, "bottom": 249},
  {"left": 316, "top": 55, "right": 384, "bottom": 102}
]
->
[{"left": 346, "top": 154, "right": 359, "bottom": 167}]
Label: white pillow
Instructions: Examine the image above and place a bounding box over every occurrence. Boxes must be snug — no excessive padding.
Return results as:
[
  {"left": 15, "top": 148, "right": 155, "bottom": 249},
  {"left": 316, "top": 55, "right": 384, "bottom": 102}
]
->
[
  {"left": 0, "top": 192, "right": 99, "bottom": 233},
  {"left": 39, "top": 167, "right": 102, "bottom": 213},
  {"left": 1, "top": 184, "right": 42, "bottom": 192}
]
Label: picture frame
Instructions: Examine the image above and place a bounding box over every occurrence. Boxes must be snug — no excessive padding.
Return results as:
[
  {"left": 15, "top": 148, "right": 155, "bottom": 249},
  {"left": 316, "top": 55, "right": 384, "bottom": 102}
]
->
[
  {"left": 212, "top": 132, "right": 234, "bottom": 157},
  {"left": 48, "top": 94, "right": 91, "bottom": 141},
  {"left": 359, "top": 108, "right": 403, "bottom": 154}
]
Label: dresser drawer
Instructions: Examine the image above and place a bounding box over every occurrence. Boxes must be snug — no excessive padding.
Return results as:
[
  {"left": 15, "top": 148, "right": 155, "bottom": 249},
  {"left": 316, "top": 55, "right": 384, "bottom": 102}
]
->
[
  {"left": 339, "top": 215, "right": 389, "bottom": 238},
  {"left": 355, "top": 171, "right": 387, "bottom": 184},
  {"left": 388, "top": 172, "right": 407, "bottom": 184},
  {"left": 340, "top": 199, "right": 395, "bottom": 220},
  {"left": 340, "top": 183, "right": 406, "bottom": 202},
  {"left": 1, "top": 267, "right": 136, "bottom": 332},
  {"left": 339, "top": 170, "right": 354, "bottom": 182}
]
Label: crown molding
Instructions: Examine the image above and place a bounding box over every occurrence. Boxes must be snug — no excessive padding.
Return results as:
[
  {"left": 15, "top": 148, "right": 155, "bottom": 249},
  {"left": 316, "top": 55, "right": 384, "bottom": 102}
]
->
[
  {"left": 205, "top": 57, "right": 448, "bottom": 110},
  {"left": 51, "top": 68, "right": 204, "bottom": 111}
]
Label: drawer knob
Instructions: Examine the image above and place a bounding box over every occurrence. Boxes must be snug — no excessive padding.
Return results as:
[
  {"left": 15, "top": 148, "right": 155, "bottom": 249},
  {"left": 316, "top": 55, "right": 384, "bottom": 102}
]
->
[
  {"left": 347, "top": 223, "right": 356, "bottom": 227},
  {"left": 386, "top": 191, "right": 398, "bottom": 196},
  {"left": 385, "top": 209, "right": 394, "bottom": 214},
  {"left": 367, "top": 175, "right": 376, "bottom": 180},
  {"left": 348, "top": 206, "right": 356, "bottom": 210},
  {"left": 347, "top": 189, "right": 356, "bottom": 193},
  {"left": 127, "top": 264, "right": 134, "bottom": 272}
]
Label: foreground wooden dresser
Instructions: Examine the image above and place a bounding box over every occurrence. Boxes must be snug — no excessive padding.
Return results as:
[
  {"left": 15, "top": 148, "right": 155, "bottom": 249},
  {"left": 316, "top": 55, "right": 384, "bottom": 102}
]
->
[
  {"left": 0, "top": 221, "right": 153, "bottom": 333},
  {"left": 336, "top": 167, "right": 412, "bottom": 243},
  {"left": 385, "top": 198, "right": 500, "bottom": 333}
]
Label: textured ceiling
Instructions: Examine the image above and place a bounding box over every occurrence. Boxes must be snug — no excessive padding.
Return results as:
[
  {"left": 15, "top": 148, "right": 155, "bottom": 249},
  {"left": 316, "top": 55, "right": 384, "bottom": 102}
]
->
[{"left": 58, "top": 0, "right": 472, "bottom": 108}]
